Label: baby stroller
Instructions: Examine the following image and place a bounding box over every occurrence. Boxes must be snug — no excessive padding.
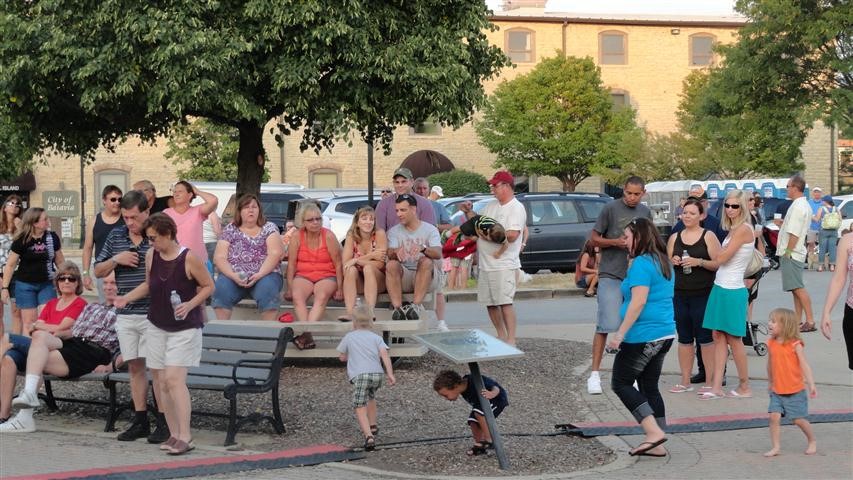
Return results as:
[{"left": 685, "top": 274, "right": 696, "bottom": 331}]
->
[
  {"left": 762, "top": 224, "right": 781, "bottom": 270},
  {"left": 743, "top": 265, "right": 769, "bottom": 356}
]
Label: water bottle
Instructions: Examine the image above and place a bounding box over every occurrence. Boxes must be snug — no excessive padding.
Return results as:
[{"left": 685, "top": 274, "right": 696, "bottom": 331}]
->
[
  {"left": 682, "top": 250, "right": 692, "bottom": 274},
  {"left": 170, "top": 290, "right": 184, "bottom": 321},
  {"left": 234, "top": 267, "right": 248, "bottom": 283}
]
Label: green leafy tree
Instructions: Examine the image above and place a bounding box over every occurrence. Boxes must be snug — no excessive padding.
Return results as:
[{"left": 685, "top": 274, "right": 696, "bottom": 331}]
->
[
  {"left": 165, "top": 119, "right": 269, "bottom": 182},
  {"left": 427, "top": 169, "right": 489, "bottom": 197},
  {"left": 476, "top": 55, "right": 644, "bottom": 191},
  {"left": 718, "top": 0, "right": 852, "bottom": 132},
  {"left": 0, "top": 1, "right": 508, "bottom": 195}
]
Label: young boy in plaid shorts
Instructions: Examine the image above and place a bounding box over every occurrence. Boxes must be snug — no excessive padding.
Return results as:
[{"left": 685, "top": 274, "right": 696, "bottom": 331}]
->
[{"left": 337, "top": 306, "right": 396, "bottom": 451}]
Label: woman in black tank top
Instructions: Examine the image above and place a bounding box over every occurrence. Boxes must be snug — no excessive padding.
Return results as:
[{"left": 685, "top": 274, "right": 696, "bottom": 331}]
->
[{"left": 665, "top": 198, "right": 722, "bottom": 392}]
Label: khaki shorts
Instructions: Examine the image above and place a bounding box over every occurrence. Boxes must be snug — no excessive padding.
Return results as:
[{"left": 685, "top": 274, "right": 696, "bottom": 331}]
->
[
  {"left": 144, "top": 325, "right": 202, "bottom": 369},
  {"left": 400, "top": 266, "right": 436, "bottom": 293},
  {"left": 477, "top": 269, "right": 517, "bottom": 306},
  {"left": 780, "top": 256, "right": 805, "bottom": 292},
  {"left": 116, "top": 314, "right": 149, "bottom": 361}
]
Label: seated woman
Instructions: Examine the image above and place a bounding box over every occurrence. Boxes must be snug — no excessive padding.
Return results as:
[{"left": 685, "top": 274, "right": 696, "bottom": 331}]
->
[
  {"left": 212, "top": 194, "right": 283, "bottom": 321},
  {"left": 0, "top": 261, "right": 86, "bottom": 423},
  {"left": 575, "top": 239, "right": 600, "bottom": 297},
  {"left": 284, "top": 203, "right": 343, "bottom": 349},
  {"left": 339, "top": 206, "right": 387, "bottom": 321}
]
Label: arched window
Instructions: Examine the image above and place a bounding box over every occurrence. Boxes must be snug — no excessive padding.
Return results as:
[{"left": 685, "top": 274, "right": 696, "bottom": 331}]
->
[
  {"left": 690, "top": 33, "right": 716, "bottom": 66},
  {"left": 599, "top": 31, "right": 627, "bottom": 65},
  {"left": 505, "top": 28, "right": 535, "bottom": 63}
]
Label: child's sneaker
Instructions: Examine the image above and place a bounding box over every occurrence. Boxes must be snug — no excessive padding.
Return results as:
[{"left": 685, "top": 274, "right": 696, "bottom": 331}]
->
[{"left": 587, "top": 372, "right": 603, "bottom": 395}]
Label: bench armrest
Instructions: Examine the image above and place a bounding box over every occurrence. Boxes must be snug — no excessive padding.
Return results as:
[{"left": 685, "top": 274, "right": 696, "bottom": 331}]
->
[{"left": 232, "top": 358, "right": 273, "bottom": 385}]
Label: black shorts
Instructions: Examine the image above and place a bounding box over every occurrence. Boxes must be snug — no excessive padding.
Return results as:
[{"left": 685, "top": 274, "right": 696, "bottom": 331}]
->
[{"left": 58, "top": 338, "right": 112, "bottom": 379}]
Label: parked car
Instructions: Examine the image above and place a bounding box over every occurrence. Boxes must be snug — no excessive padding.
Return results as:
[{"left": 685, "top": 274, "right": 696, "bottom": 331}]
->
[
  {"left": 221, "top": 191, "right": 312, "bottom": 232},
  {"left": 317, "top": 195, "right": 380, "bottom": 242}
]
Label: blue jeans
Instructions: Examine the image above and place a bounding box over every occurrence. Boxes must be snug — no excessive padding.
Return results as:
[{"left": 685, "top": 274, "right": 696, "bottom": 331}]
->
[
  {"left": 818, "top": 229, "right": 837, "bottom": 265},
  {"left": 211, "top": 272, "right": 283, "bottom": 312},
  {"left": 611, "top": 338, "right": 673, "bottom": 426},
  {"left": 13, "top": 280, "right": 56, "bottom": 309},
  {"left": 4, "top": 334, "right": 32, "bottom": 371}
]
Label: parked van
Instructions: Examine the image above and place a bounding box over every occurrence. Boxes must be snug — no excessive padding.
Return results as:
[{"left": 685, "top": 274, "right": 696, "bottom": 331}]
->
[{"left": 189, "top": 181, "right": 304, "bottom": 217}]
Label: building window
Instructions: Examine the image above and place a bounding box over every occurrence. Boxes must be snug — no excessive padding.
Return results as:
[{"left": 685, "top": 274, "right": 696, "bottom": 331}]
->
[
  {"left": 505, "top": 28, "right": 534, "bottom": 63},
  {"left": 95, "top": 170, "right": 128, "bottom": 208},
  {"left": 610, "top": 90, "right": 629, "bottom": 110},
  {"left": 599, "top": 31, "right": 627, "bottom": 65},
  {"left": 690, "top": 34, "right": 715, "bottom": 66},
  {"left": 409, "top": 121, "right": 442, "bottom": 136},
  {"left": 310, "top": 169, "right": 340, "bottom": 188}
]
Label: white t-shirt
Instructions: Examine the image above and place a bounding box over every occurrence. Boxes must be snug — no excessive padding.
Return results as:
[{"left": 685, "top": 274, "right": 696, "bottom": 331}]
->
[
  {"left": 779, "top": 196, "right": 810, "bottom": 262},
  {"left": 387, "top": 221, "right": 441, "bottom": 270},
  {"left": 478, "top": 197, "right": 527, "bottom": 271}
]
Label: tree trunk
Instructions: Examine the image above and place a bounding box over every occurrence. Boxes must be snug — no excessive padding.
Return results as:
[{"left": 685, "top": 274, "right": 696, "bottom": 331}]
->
[
  {"left": 559, "top": 175, "right": 578, "bottom": 192},
  {"left": 236, "top": 122, "right": 265, "bottom": 199}
]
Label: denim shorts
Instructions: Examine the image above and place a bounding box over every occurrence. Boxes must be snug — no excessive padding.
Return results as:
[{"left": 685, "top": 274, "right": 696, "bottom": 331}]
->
[
  {"left": 4, "top": 334, "right": 32, "bottom": 371},
  {"left": 212, "top": 272, "right": 283, "bottom": 312},
  {"left": 769, "top": 389, "right": 808, "bottom": 419},
  {"left": 596, "top": 277, "right": 622, "bottom": 333},
  {"left": 13, "top": 280, "right": 57, "bottom": 309}
]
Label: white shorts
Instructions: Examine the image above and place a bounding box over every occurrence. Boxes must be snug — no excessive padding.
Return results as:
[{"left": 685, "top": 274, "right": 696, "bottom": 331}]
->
[
  {"left": 477, "top": 269, "right": 517, "bottom": 306},
  {"left": 400, "top": 266, "right": 436, "bottom": 293},
  {"left": 144, "top": 325, "right": 202, "bottom": 369},
  {"left": 116, "top": 314, "right": 149, "bottom": 361}
]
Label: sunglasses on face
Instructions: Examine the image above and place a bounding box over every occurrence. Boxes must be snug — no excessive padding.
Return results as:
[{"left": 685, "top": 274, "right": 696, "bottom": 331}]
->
[
  {"left": 5, "top": 201, "right": 21, "bottom": 207},
  {"left": 57, "top": 276, "right": 78, "bottom": 283},
  {"left": 381, "top": 189, "right": 391, "bottom": 194},
  {"left": 723, "top": 203, "right": 741, "bottom": 210},
  {"left": 106, "top": 197, "right": 121, "bottom": 203}
]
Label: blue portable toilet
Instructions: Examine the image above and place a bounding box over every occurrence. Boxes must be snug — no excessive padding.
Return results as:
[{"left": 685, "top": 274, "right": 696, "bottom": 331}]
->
[
  {"left": 742, "top": 182, "right": 757, "bottom": 194},
  {"left": 761, "top": 181, "right": 777, "bottom": 198},
  {"left": 706, "top": 183, "right": 721, "bottom": 199}
]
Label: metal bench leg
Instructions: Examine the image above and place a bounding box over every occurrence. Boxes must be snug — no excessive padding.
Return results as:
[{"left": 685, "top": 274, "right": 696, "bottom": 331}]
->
[
  {"left": 104, "top": 381, "right": 119, "bottom": 432},
  {"left": 43, "top": 380, "right": 59, "bottom": 411},
  {"left": 271, "top": 385, "right": 285, "bottom": 434},
  {"left": 224, "top": 395, "right": 238, "bottom": 446}
]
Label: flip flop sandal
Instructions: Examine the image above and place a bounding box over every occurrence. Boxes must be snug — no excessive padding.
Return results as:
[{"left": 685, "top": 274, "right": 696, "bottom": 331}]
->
[
  {"left": 800, "top": 324, "right": 817, "bottom": 333},
  {"left": 467, "top": 443, "right": 487, "bottom": 456},
  {"left": 669, "top": 384, "right": 694, "bottom": 393},
  {"left": 364, "top": 435, "right": 375, "bottom": 452},
  {"left": 636, "top": 450, "right": 667, "bottom": 457},
  {"left": 278, "top": 312, "right": 294, "bottom": 323},
  {"left": 726, "top": 389, "right": 753, "bottom": 399},
  {"left": 337, "top": 314, "right": 353, "bottom": 322},
  {"left": 629, "top": 438, "right": 668, "bottom": 456},
  {"left": 698, "top": 392, "right": 724, "bottom": 400}
]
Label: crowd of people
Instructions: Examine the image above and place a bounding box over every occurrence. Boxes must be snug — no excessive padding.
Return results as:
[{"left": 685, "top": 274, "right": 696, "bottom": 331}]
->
[
  {"left": 587, "top": 175, "right": 849, "bottom": 457},
  {"left": 1, "top": 170, "right": 850, "bottom": 459}
]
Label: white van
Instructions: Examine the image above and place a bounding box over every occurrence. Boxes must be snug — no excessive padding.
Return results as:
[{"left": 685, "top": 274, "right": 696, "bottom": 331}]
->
[{"left": 189, "top": 181, "right": 304, "bottom": 216}]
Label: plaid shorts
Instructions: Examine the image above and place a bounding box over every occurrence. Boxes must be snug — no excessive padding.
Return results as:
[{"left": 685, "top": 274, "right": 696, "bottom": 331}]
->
[{"left": 351, "top": 372, "right": 384, "bottom": 408}]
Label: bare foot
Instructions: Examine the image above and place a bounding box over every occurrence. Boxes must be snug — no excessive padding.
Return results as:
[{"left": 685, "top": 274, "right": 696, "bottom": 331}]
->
[
  {"left": 763, "top": 448, "right": 780, "bottom": 457},
  {"left": 805, "top": 441, "right": 817, "bottom": 455}
]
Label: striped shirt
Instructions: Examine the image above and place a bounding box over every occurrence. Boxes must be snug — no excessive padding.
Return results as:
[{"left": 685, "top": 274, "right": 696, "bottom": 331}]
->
[
  {"left": 71, "top": 303, "right": 119, "bottom": 354},
  {"left": 96, "top": 226, "right": 150, "bottom": 315}
]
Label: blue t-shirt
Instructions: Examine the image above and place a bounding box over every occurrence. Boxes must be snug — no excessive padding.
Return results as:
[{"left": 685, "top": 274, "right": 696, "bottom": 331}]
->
[
  {"left": 619, "top": 254, "right": 675, "bottom": 343},
  {"left": 808, "top": 198, "right": 822, "bottom": 231}
]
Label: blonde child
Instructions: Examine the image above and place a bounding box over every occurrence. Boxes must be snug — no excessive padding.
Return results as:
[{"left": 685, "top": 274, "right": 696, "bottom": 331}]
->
[
  {"left": 336, "top": 305, "right": 396, "bottom": 451},
  {"left": 764, "top": 308, "right": 817, "bottom": 457}
]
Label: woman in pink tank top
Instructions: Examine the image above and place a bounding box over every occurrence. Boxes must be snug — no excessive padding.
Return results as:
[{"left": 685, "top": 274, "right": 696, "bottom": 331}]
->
[
  {"left": 340, "top": 206, "right": 387, "bottom": 321},
  {"left": 819, "top": 231, "right": 853, "bottom": 370},
  {"left": 164, "top": 181, "right": 218, "bottom": 263}
]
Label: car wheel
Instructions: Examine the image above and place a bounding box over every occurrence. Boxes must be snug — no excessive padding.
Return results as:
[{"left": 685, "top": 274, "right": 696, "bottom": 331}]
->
[
  {"left": 522, "top": 268, "right": 538, "bottom": 274},
  {"left": 553, "top": 268, "right": 571, "bottom": 274}
]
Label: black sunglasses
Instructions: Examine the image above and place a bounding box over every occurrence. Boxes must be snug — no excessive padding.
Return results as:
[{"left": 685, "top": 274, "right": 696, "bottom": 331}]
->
[
  {"left": 57, "top": 275, "right": 78, "bottom": 283},
  {"left": 106, "top": 197, "right": 121, "bottom": 203},
  {"left": 723, "top": 203, "right": 741, "bottom": 210}
]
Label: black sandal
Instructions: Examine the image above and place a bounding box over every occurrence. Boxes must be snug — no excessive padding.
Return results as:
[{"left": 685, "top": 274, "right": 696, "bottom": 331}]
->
[
  {"left": 467, "top": 442, "right": 487, "bottom": 456},
  {"left": 364, "top": 435, "right": 375, "bottom": 452}
]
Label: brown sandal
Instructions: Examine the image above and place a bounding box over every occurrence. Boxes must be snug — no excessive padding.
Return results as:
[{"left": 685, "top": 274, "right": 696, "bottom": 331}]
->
[
  {"left": 293, "top": 333, "right": 316, "bottom": 350},
  {"left": 167, "top": 439, "right": 195, "bottom": 455}
]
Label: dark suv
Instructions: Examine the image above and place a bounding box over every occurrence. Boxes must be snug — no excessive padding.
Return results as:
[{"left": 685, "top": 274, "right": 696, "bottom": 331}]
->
[{"left": 516, "top": 192, "right": 611, "bottom": 274}]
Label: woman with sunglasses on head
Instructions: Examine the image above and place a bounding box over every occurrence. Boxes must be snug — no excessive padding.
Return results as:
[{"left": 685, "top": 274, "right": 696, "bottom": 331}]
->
[
  {"left": 698, "top": 190, "right": 755, "bottom": 400},
  {"left": 164, "top": 181, "right": 218, "bottom": 264},
  {"left": 0, "top": 195, "right": 24, "bottom": 336},
  {"left": 285, "top": 203, "right": 344, "bottom": 350},
  {"left": 606, "top": 217, "right": 675, "bottom": 457},
  {"left": 1, "top": 208, "right": 65, "bottom": 335},
  {"left": 82, "top": 185, "right": 124, "bottom": 300},
  {"left": 0, "top": 261, "right": 85, "bottom": 424},
  {"left": 339, "top": 206, "right": 387, "bottom": 321}
]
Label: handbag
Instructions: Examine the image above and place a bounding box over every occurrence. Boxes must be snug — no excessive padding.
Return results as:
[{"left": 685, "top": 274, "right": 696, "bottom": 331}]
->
[{"left": 743, "top": 248, "right": 764, "bottom": 278}]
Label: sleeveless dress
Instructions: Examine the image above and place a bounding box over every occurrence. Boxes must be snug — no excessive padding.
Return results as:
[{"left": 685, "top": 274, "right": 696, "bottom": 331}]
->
[{"left": 702, "top": 227, "right": 754, "bottom": 337}]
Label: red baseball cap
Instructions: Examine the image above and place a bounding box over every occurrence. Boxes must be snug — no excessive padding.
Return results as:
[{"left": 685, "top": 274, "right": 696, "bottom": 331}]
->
[{"left": 488, "top": 171, "right": 514, "bottom": 186}]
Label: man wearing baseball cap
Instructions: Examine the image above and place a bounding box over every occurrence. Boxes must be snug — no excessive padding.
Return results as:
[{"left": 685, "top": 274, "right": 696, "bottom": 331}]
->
[
  {"left": 807, "top": 186, "right": 823, "bottom": 264},
  {"left": 459, "top": 171, "right": 526, "bottom": 345},
  {"left": 375, "top": 167, "right": 436, "bottom": 231}
]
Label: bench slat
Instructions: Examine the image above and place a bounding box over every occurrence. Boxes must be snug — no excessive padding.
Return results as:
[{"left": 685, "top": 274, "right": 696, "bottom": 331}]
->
[
  {"left": 203, "top": 323, "right": 284, "bottom": 339},
  {"left": 202, "top": 337, "right": 279, "bottom": 353}
]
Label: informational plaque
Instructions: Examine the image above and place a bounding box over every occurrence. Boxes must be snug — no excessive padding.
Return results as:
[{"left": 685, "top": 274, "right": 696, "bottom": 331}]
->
[{"left": 413, "top": 329, "right": 524, "bottom": 364}]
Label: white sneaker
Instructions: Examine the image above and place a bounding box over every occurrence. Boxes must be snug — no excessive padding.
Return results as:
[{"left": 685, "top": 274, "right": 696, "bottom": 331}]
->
[
  {"left": 436, "top": 320, "right": 450, "bottom": 332},
  {"left": 0, "top": 411, "right": 36, "bottom": 433},
  {"left": 587, "top": 372, "right": 603, "bottom": 395},
  {"left": 11, "top": 390, "right": 39, "bottom": 409}
]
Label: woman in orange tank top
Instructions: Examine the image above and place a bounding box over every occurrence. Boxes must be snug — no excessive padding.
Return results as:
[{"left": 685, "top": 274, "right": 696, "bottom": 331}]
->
[{"left": 284, "top": 204, "right": 343, "bottom": 349}]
